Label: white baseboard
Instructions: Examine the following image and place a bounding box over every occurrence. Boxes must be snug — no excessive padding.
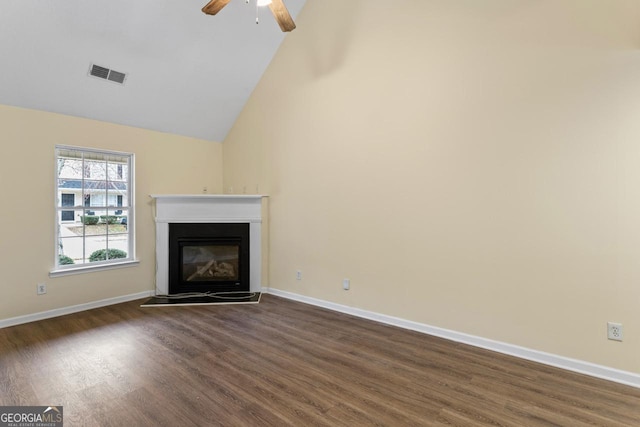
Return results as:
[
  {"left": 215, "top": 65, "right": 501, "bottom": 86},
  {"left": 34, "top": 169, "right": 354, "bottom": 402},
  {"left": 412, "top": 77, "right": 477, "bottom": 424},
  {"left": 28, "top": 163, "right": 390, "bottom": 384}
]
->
[
  {"left": 0, "top": 290, "right": 154, "bottom": 329},
  {"left": 265, "top": 287, "right": 640, "bottom": 390}
]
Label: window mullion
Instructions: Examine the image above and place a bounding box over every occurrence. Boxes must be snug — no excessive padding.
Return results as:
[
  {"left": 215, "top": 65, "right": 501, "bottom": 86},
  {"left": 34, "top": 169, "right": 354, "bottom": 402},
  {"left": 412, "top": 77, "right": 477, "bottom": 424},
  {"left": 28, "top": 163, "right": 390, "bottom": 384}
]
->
[{"left": 105, "top": 161, "right": 110, "bottom": 260}]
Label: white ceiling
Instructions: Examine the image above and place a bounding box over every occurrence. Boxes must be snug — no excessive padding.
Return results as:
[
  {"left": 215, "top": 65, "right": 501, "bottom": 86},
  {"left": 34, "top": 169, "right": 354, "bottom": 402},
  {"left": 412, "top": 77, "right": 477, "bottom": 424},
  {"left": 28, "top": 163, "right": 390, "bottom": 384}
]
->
[{"left": 0, "top": 0, "right": 307, "bottom": 142}]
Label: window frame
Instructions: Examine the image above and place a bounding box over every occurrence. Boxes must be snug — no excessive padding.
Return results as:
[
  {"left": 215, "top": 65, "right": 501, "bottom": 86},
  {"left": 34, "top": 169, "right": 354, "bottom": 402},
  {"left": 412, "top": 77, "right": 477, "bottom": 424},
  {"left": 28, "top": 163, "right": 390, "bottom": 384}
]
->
[{"left": 51, "top": 145, "right": 138, "bottom": 277}]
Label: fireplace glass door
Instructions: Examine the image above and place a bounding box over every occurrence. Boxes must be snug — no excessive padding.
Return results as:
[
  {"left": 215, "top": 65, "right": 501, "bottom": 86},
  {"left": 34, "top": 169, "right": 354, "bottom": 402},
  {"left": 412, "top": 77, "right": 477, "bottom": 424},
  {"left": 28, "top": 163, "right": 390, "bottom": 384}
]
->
[{"left": 181, "top": 243, "right": 240, "bottom": 283}]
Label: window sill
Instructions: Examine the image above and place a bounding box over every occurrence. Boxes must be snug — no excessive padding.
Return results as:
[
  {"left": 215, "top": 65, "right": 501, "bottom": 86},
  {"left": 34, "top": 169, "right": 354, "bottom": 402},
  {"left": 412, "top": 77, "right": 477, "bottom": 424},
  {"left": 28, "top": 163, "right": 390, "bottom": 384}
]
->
[{"left": 49, "top": 259, "right": 140, "bottom": 278}]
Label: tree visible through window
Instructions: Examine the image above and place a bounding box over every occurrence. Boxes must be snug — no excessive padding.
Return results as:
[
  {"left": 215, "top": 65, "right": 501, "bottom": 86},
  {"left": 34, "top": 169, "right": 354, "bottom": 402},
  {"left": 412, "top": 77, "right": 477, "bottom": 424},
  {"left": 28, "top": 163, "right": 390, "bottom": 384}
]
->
[{"left": 55, "top": 146, "right": 134, "bottom": 269}]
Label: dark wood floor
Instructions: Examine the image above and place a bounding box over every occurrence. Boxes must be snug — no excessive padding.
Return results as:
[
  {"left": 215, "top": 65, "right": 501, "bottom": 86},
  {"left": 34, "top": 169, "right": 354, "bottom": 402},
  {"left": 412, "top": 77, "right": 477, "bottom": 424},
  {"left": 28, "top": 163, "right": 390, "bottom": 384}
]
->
[{"left": 1, "top": 294, "right": 639, "bottom": 426}]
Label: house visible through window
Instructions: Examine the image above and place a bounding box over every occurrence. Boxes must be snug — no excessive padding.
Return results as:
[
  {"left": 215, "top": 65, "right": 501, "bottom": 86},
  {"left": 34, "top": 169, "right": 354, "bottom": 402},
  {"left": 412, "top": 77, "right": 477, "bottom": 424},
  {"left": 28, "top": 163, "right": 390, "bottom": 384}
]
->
[{"left": 55, "top": 146, "right": 134, "bottom": 270}]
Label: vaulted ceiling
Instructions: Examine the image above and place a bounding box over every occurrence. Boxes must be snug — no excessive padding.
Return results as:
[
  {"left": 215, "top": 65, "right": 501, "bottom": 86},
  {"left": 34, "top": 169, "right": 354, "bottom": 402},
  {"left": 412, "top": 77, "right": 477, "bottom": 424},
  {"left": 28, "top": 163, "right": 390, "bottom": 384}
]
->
[{"left": 0, "top": 0, "right": 307, "bottom": 142}]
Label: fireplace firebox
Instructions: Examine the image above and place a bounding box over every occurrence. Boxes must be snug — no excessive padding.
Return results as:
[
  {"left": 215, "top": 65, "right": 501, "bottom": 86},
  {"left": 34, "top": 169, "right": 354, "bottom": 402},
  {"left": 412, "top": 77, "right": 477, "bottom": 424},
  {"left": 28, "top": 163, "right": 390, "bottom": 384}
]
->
[{"left": 168, "top": 223, "right": 250, "bottom": 294}]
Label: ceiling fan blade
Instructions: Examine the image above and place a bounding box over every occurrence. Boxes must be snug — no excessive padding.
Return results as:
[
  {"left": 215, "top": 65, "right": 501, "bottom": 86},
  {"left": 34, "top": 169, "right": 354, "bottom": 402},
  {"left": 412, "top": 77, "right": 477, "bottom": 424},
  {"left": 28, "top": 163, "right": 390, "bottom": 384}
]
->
[
  {"left": 202, "top": 0, "right": 232, "bottom": 15},
  {"left": 268, "top": 0, "right": 296, "bottom": 32}
]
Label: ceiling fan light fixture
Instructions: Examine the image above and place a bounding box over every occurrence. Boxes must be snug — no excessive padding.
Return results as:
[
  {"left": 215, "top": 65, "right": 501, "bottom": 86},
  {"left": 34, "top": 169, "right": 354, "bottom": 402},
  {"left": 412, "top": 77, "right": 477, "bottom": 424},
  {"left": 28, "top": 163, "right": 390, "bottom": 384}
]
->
[{"left": 202, "top": 0, "right": 295, "bottom": 32}]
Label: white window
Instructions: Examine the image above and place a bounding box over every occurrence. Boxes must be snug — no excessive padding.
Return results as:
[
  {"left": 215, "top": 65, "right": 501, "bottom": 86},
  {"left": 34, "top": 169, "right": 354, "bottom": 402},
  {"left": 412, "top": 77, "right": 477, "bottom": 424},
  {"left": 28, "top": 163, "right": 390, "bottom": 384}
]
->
[{"left": 53, "top": 146, "right": 136, "bottom": 274}]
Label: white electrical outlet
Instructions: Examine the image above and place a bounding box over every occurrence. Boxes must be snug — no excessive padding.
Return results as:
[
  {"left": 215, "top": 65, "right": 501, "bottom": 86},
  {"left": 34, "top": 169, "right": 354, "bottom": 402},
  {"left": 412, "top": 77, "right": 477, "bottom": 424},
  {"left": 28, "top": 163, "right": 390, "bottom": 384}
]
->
[
  {"left": 342, "top": 278, "right": 350, "bottom": 290},
  {"left": 296, "top": 270, "right": 302, "bottom": 280},
  {"left": 37, "top": 283, "right": 47, "bottom": 295},
  {"left": 607, "top": 322, "right": 623, "bottom": 342}
]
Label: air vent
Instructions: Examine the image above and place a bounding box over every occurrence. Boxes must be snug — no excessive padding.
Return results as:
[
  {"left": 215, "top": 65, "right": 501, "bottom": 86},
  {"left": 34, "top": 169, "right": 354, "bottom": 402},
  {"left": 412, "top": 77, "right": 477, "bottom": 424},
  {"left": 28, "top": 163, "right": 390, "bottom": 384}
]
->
[
  {"left": 107, "top": 70, "right": 126, "bottom": 84},
  {"left": 89, "top": 63, "right": 127, "bottom": 85}
]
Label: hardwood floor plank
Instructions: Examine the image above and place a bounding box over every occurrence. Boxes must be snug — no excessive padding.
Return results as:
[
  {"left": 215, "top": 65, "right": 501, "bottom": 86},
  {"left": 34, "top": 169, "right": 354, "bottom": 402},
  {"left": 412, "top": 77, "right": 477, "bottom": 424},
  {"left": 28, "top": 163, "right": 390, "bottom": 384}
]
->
[
  {"left": 201, "top": 312, "right": 446, "bottom": 424},
  {"left": 0, "top": 353, "right": 39, "bottom": 406},
  {"left": 1, "top": 294, "right": 639, "bottom": 426}
]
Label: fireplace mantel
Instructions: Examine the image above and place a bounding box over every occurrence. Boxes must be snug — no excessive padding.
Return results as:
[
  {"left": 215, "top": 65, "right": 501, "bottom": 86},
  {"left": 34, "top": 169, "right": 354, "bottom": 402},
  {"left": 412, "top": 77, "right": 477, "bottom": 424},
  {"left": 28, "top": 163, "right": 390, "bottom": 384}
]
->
[{"left": 151, "top": 194, "right": 265, "bottom": 295}]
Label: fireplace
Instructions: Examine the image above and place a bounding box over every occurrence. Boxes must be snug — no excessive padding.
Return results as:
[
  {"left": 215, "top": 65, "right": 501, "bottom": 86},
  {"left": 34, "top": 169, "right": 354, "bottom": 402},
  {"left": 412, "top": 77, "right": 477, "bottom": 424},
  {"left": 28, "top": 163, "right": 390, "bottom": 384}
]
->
[
  {"left": 151, "top": 194, "right": 264, "bottom": 296},
  {"left": 169, "top": 223, "right": 249, "bottom": 294}
]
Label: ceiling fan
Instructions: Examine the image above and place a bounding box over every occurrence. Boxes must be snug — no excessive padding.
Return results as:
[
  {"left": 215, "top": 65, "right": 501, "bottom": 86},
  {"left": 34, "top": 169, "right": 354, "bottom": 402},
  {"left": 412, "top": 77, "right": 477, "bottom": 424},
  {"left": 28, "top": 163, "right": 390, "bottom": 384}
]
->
[{"left": 202, "top": 0, "right": 296, "bottom": 32}]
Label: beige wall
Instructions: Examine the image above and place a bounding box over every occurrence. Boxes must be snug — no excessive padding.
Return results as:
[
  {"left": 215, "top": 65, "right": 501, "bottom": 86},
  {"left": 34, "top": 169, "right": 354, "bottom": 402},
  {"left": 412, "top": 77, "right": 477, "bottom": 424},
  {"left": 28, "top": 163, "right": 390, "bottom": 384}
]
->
[
  {"left": 0, "top": 105, "right": 223, "bottom": 320},
  {"left": 223, "top": 0, "right": 640, "bottom": 373}
]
